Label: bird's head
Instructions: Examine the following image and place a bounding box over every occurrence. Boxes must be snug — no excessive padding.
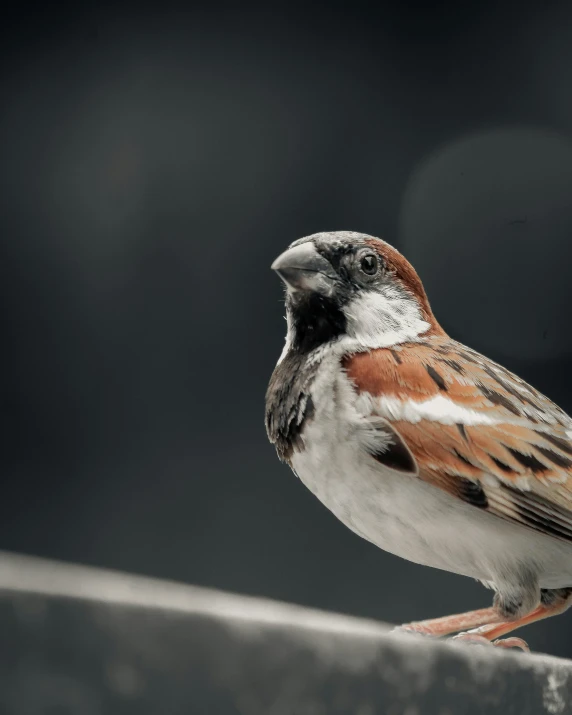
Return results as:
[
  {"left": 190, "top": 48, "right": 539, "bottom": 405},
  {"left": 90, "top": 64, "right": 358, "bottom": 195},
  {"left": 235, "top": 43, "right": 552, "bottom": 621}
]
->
[{"left": 271, "top": 231, "right": 444, "bottom": 354}]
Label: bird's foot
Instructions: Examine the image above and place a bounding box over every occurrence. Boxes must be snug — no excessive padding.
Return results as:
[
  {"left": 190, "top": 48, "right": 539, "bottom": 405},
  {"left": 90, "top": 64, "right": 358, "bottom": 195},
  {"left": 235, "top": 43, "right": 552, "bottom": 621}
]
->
[{"left": 391, "top": 607, "right": 501, "bottom": 639}]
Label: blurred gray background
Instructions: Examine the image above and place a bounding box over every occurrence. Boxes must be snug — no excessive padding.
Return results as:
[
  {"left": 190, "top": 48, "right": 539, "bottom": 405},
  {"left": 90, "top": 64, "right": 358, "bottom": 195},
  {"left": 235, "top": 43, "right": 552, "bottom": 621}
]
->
[{"left": 2, "top": 2, "right": 572, "bottom": 658}]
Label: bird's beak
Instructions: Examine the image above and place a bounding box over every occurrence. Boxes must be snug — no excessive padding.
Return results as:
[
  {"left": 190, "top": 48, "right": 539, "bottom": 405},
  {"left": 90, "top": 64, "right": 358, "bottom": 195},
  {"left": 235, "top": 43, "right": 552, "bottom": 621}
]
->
[{"left": 271, "top": 242, "right": 337, "bottom": 294}]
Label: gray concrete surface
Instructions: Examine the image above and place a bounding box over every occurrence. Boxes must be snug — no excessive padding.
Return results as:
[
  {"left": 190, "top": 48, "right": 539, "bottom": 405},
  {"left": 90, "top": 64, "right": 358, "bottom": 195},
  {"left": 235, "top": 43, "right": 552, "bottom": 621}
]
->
[{"left": 0, "top": 551, "right": 570, "bottom": 714}]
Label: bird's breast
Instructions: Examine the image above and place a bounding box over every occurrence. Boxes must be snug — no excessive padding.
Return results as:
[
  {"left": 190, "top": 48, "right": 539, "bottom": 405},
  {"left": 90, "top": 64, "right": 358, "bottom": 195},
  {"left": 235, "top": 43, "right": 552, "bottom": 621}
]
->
[
  {"left": 290, "top": 359, "right": 449, "bottom": 564},
  {"left": 290, "top": 359, "right": 572, "bottom": 586}
]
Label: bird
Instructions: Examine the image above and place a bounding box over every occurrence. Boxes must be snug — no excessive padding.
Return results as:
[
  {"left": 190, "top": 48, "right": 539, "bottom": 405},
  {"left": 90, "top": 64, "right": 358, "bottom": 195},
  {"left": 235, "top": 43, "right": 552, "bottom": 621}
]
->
[{"left": 265, "top": 230, "right": 572, "bottom": 652}]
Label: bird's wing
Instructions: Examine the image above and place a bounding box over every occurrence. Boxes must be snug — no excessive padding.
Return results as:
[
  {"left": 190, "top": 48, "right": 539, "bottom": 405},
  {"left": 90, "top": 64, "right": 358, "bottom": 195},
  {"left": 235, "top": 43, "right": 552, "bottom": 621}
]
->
[{"left": 343, "top": 337, "right": 572, "bottom": 542}]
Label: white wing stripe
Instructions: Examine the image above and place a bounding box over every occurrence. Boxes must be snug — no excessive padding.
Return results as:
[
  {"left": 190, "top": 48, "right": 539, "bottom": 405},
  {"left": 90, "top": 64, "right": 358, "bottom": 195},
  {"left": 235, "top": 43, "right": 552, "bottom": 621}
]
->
[{"left": 371, "top": 394, "right": 501, "bottom": 426}]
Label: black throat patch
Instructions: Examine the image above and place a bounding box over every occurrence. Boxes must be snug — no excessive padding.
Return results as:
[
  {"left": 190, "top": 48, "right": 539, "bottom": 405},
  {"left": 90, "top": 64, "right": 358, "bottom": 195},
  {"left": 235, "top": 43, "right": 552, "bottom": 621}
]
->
[
  {"left": 288, "top": 292, "right": 347, "bottom": 354},
  {"left": 266, "top": 283, "right": 348, "bottom": 463}
]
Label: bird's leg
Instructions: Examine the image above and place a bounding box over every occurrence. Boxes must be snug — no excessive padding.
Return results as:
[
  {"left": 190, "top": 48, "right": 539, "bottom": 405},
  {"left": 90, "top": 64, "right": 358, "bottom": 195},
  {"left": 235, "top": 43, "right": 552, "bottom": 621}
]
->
[
  {"left": 394, "top": 606, "right": 502, "bottom": 637},
  {"left": 454, "top": 593, "right": 572, "bottom": 652}
]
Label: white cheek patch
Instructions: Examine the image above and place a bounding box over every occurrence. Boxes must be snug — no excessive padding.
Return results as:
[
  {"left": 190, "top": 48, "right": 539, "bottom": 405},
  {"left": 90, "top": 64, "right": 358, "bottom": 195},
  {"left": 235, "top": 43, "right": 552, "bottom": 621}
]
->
[
  {"left": 368, "top": 394, "right": 502, "bottom": 426},
  {"left": 342, "top": 288, "right": 430, "bottom": 349}
]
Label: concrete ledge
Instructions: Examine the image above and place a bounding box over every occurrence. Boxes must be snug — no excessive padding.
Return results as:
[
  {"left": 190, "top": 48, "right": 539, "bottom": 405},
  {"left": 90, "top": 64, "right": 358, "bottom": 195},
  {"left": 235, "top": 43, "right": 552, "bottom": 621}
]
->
[{"left": 0, "top": 551, "right": 570, "bottom": 714}]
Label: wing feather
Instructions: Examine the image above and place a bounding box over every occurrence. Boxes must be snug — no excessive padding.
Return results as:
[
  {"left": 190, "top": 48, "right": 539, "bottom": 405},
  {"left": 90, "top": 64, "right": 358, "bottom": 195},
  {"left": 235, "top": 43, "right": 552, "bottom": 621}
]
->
[{"left": 344, "top": 336, "right": 572, "bottom": 542}]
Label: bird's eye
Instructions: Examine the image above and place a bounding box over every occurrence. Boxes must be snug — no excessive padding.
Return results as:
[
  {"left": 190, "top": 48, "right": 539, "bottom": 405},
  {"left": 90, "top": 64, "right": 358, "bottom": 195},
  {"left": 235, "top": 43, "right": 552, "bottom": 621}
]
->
[{"left": 359, "top": 253, "right": 378, "bottom": 275}]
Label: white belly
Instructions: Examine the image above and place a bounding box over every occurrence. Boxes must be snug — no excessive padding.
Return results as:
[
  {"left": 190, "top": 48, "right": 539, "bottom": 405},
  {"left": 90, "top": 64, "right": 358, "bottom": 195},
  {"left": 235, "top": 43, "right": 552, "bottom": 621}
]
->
[{"left": 291, "top": 358, "right": 572, "bottom": 590}]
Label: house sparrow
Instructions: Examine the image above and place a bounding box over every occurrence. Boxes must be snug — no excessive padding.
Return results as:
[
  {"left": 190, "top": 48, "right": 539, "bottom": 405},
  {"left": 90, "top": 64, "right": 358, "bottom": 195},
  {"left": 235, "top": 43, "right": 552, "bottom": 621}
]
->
[{"left": 265, "top": 230, "right": 572, "bottom": 652}]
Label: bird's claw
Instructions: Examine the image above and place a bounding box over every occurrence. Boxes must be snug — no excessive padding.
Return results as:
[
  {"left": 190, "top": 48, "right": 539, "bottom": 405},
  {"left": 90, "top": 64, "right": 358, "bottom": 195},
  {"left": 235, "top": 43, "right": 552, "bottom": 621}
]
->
[
  {"left": 452, "top": 632, "right": 494, "bottom": 647},
  {"left": 391, "top": 624, "right": 436, "bottom": 637},
  {"left": 492, "top": 637, "right": 530, "bottom": 652},
  {"left": 453, "top": 632, "right": 530, "bottom": 652}
]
